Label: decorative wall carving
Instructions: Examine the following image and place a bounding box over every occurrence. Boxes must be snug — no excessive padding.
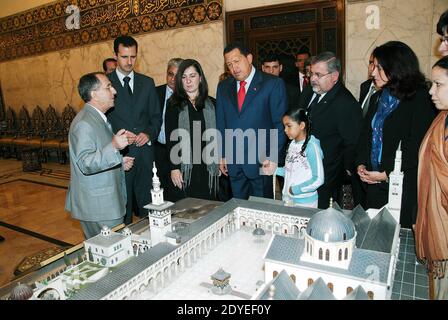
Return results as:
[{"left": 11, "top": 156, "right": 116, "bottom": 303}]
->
[
  {"left": 0, "top": 84, "right": 5, "bottom": 121},
  {"left": 0, "top": 0, "right": 223, "bottom": 62},
  {"left": 255, "top": 37, "right": 311, "bottom": 67},
  {"left": 250, "top": 9, "right": 316, "bottom": 29},
  {"left": 226, "top": 0, "right": 344, "bottom": 73}
]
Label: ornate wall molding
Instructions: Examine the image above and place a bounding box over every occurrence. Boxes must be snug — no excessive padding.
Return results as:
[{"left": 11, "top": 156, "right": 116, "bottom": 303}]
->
[{"left": 0, "top": 0, "right": 223, "bottom": 62}]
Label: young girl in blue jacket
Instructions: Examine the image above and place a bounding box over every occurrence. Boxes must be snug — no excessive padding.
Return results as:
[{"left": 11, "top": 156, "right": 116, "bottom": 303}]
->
[{"left": 264, "top": 108, "right": 324, "bottom": 208}]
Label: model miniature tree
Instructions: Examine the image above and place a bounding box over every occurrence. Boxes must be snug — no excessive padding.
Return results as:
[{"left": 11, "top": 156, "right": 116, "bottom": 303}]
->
[
  {"left": 77, "top": 252, "right": 83, "bottom": 264},
  {"left": 88, "top": 247, "right": 93, "bottom": 262},
  {"left": 63, "top": 252, "right": 71, "bottom": 266}
]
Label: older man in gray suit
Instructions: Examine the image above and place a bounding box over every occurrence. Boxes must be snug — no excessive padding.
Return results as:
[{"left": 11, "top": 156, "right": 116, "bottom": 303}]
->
[{"left": 65, "top": 72, "right": 135, "bottom": 239}]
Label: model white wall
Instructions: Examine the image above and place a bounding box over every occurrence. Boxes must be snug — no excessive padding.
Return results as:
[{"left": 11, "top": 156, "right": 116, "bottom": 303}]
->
[{"left": 264, "top": 261, "right": 389, "bottom": 299}]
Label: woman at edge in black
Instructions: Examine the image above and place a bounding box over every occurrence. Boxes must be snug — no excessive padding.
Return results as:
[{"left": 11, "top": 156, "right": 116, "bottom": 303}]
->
[{"left": 355, "top": 41, "right": 436, "bottom": 228}]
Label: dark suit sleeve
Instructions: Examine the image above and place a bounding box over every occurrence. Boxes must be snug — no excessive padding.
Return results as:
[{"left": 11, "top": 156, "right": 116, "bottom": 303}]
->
[
  {"left": 355, "top": 111, "right": 372, "bottom": 168},
  {"left": 165, "top": 100, "right": 181, "bottom": 171},
  {"left": 355, "top": 91, "right": 381, "bottom": 168},
  {"left": 269, "top": 78, "right": 288, "bottom": 162},
  {"left": 215, "top": 82, "right": 226, "bottom": 159},
  {"left": 285, "top": 83, "right": 301, "bottom": 111},
  {"left": 401, "top": 93, "right": 436, "bottom": 173},
  {"left": 359, "top": 80, "right": 370, "bottom": 102},
  {"left": 156, "top": 85, "right": 166, "bottom": 109},
  {"left": 142, "top": 78, "right": 161, "bottom": 142},
  {"left": 337, "top": 93, "right": 362, "bottom": 172}
]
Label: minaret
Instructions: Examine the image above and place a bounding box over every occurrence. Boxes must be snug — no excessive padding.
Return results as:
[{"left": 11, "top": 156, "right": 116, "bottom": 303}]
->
[
  {"left": 387, "top": 142, "right": 403, "bottom": 224},
  {"left": 151, "top": 163, "right": 164, "bottom": 205},
  {"left": 144, "top": 162, "right": 174, "bottom": 246}
]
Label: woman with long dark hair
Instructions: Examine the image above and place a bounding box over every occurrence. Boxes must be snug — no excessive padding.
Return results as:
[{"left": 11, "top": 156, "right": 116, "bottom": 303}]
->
[
  {"left": 165, "top": 59, "right": 220, "bottom": 201},
  {"left": 355, "top": 41, "right": 436, "bottom": 228}
]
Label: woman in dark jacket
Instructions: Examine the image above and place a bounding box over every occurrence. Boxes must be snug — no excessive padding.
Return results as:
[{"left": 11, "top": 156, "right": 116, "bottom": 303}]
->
[
  {"left": 355, "top": 41, "right": 436, "bottom": 228},
  {"left": 165, "top": 59, "right": 220, "bottom": 201}
]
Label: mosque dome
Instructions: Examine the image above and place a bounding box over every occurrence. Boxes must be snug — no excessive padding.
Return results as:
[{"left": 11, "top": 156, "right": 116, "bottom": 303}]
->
[
  {"left": 9, "top": 283, "right": 34, "bottom": 300},
  {"left": 253, "top": 227, "right": 266, "bottom": 236},
  {"left": 306, "top": 206, "right": 355, "bottom": 243}
]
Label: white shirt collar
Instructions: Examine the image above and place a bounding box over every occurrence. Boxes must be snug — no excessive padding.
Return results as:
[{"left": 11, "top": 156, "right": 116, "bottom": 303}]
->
[
  {"left": 299, "top": 72, "right": 305, "bottom": 90},
  {"left": 166, "top": 85, "right": 173, "bottom": 98},
  {"left": 309, "top": 92, "right": 327, "bottom": 105},
  {"left": 115, "top": 69, "right": 134, "bottom": 87},
  {"left": 87, "top": 103, "right": 108, "bottom": 123},
  {"left": 238, "top": 66, "right": 256, "bottom": 91}
]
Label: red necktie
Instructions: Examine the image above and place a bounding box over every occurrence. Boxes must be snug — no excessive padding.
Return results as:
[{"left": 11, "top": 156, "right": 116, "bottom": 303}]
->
[
  {"left": 237, "top": 80, "right": 246, "bottom": 112},
  {"left": 303, "top": 76, "right": 309, "bottom": 88}
]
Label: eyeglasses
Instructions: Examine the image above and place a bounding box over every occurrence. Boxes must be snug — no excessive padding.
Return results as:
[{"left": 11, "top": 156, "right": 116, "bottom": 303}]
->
[
  {"left": 441, "top": 36, "right": 448, "bottom": 45},
  {"left": 309, "top": 71, "right": 333, "bottom": 79}
]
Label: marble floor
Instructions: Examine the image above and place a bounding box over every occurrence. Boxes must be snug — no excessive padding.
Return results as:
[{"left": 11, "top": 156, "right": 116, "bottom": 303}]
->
[{"left": 0, "top": 159, "right": 84, "bottom": 287}]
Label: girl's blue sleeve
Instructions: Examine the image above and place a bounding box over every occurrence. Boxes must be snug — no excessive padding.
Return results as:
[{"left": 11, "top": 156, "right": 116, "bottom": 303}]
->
[
  {"left": 290, "top": 142, "right": 324, "bottom": 194},
  {"left": 274, "top": 167, "right": 285, "bottom": 177}
]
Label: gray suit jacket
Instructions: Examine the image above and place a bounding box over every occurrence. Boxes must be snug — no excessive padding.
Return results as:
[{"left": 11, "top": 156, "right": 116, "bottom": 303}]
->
[{"left": 65, "top": 104, "right": 126, "bottom": 222}]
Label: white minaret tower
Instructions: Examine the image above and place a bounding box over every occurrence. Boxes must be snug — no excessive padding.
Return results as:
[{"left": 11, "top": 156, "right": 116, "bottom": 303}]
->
[
  {"left": 151, "top": 162, "right": 164, "bottom": 205},
  {"left": 144, "top": 162, "right": 175, "bottom": 246},
  {"left": 387, "top": 141, "right": 403, "bottom": 224}
]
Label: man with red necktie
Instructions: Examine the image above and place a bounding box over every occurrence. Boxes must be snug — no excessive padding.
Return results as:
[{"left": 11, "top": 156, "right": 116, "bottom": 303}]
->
[
  {"left": 216, "top": 43, "right": 288, "bottom": 200},
  {"left": 296, "top": 49, "right": 311, "bottom": 93}
]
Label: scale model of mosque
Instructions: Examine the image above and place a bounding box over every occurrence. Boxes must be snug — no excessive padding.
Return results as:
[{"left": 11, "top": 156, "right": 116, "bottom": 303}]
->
[{"left": 18, "top": 146, "right": 403, "bottom": 300}]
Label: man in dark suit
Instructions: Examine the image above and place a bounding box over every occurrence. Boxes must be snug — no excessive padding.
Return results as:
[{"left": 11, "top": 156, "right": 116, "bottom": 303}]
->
[
  {"left": 353, "top": 53, "right": 378, "bottom": 208},
  {"left": 295, "top": 49, "right": 311, "bottom": 93},
  {"left": 106, "top": 36, "right": 161, "bottom": 224},
  {"left": 261, "top": 53, "right": 300, "bottom": 111},
  {"left": 359, "top": 53, "right": 378, "bottom": 118},
  {"left": 216, "top": 43, "right": 287, "bottom": 199},
  {"left": 155, "top": 58, "right": 183, "bottom": 202},
  {"left": 299, "top": 51, "right": 362, "bottom": 209},
  {"left": 102, "top": 58, "right": 117, "bottom": 75}
]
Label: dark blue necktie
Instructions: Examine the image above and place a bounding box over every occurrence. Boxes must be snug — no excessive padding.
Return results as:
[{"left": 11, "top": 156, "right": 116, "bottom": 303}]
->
[
  {"left": 123, "top": 76, "right": 133, "bottom": 96},
  {"left": 307, "top": 94, "right": 321, "bottom": 112}
]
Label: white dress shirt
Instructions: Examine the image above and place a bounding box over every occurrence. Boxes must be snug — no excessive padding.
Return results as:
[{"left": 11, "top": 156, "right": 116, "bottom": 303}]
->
[
  {"left": 157, "top": 86, "right": 173, "bottom": 144},
  {"left": 115, "top": 69, "right": 134, "bottom": 93}
]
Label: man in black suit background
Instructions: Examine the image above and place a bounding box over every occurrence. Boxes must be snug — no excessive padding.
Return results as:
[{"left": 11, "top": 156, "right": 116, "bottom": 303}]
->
[
  {"left": 102, "top": 58, "right": 117, "bottom": 75},
  {"left": 359, "top": 53, "right": 378, "bottom": 118},
  {"left": 295, "top": 49, "right": 311, "bottom": 93},
  {"left": 155, "top": 58, "right": 183, "bottom": 202},
  {"left": 352, "top": 52, "right": 378, "bottom": 208},
  {"left": 107, "top": 35, "right": 161, "bottom": 224},
  {"left": 261, "top": 53, "right": 300, "bottom": 111},
  {"left": 299, "top": 51, "right": 362, "bottom": 209}
]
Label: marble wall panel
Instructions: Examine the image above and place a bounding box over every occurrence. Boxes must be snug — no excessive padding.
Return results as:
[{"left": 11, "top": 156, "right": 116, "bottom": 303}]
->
[
  {"left": 346, "top": 0, "right": 447, "bottom": 98},
  {"left": 0, "top": 21, "right": 224, "bottom": 113},
  {"left": 1, "top": 0, "right": 448, "bottom": 112}
]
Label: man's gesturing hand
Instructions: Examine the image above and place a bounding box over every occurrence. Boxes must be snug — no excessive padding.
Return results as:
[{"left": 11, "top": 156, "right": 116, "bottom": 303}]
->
[{"left": 112, "top": 129, "right": 129, "bottom": 150}]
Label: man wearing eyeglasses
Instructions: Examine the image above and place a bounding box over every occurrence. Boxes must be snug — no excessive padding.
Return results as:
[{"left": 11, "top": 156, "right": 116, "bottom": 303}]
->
[
  {"left": 437, "top": 10, "right": 448, "bottom": 56},
  {"left": 299, "top": 51, "right": 362, "bottom": 209}
]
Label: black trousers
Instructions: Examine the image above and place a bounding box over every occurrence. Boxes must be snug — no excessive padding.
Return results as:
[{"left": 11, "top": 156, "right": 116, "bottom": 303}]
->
[
  {"left": 123, "top": 144, "right": 153, "bottom": 225},
  {"left": 317, "top": 183, "right": 342, "bottom": 209},
  {"left": 154, "top": 141, "right": 184, "bottom": 202},
  {"left": 350, "top": 173, "right": 367, "bottom": 209}
]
